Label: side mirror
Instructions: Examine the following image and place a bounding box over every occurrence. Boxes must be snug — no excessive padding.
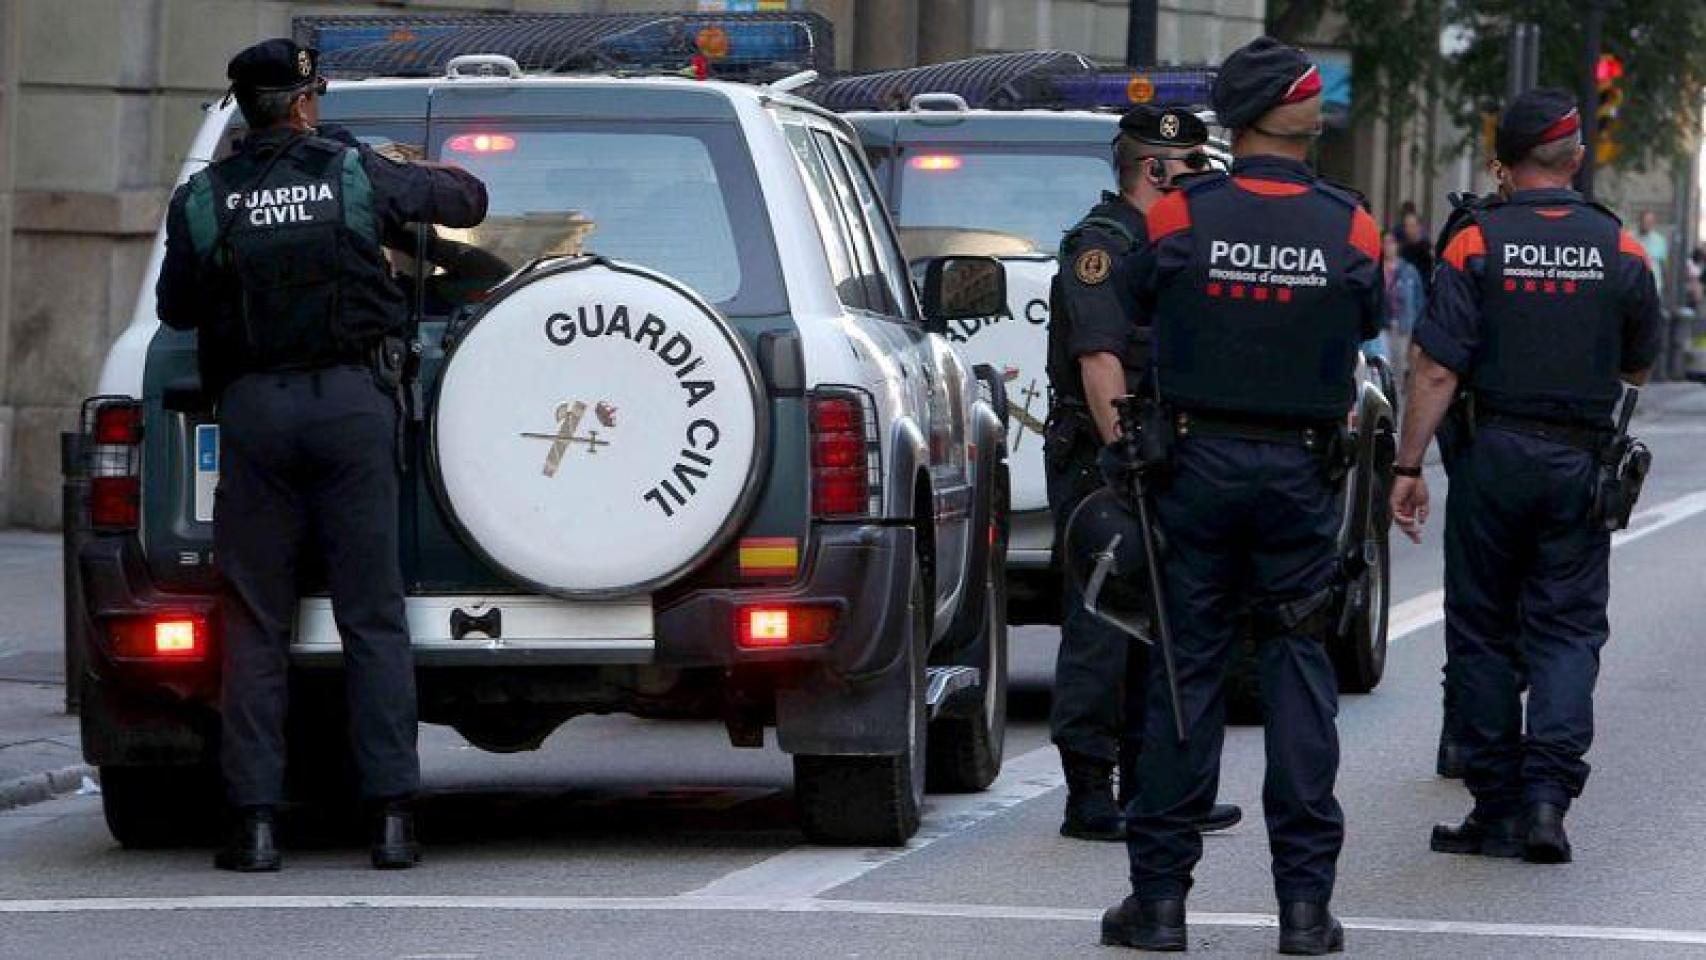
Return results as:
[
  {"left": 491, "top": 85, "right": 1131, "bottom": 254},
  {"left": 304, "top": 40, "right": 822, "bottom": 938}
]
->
[{"left": 917, "top": 256, "right": 1007, "bottom": 327}]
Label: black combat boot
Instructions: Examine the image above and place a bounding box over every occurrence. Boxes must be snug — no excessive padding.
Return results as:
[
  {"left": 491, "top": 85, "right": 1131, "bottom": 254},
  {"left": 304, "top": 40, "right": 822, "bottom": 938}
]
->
[
  {"left": 1060, "top": 750, "right": 1123, "bottom": 841},
  {"left": 1277, "top": 901, "right": 1344, "bottom": 955},
  {"left": 1430, "top": 810, "right": 1523, "bottom": 858},
  {"left": 370, "top": 798, "right": 421, "bottom": 870},
  {"left": 1119, "top": 743, "right": 1242, "bottom": 835},
  {"left": 1523, "top": 802, "right": 1572, "bottom": 864},
  {"left": 1101, "top": 895, "right": 1187, "bottom": 951},
  {"left": 214, "top": 806, "right": 282, "bottom": 873},
  {"left": 1195, "top": 804, "right": 1242, "bottom": 833}
]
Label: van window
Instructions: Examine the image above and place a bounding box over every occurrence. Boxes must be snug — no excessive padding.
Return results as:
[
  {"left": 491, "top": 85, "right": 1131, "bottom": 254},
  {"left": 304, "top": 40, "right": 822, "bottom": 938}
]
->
[
  {"left": 891, "top": 146, "right": 1112, "bottom": 257},
  {"left": 430, "top": 121, "right": 785, "bottom": 317}
]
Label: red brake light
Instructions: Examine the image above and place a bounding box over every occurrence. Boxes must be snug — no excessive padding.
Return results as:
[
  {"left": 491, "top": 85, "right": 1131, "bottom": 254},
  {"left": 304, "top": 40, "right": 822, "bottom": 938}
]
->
[
  {"left": 93, "top": 404, "right": 143, "bottom": 445},
  {"left": 736, "top": 605, "right": 836, "bottom": 649},
  {"left": 811, "top": 396, "right": 871, "bottom": 517},
  {"left": 90, "top": 476, "right": 140, "bottom": 530},
  {"left": 110, "top": 616, "right": 206, "bottom": 661},
  {"left": 445, "top": 133, "right": 517, "bottom": 154},
  {"left": 909, "top": 154, "right": 963, "bottom": 172}
]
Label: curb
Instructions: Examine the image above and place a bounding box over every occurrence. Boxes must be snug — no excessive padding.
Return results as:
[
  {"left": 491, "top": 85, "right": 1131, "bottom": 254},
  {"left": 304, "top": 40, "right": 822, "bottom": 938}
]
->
[{"left": 0, "top": 764, "right": 97, "bottom": 813}]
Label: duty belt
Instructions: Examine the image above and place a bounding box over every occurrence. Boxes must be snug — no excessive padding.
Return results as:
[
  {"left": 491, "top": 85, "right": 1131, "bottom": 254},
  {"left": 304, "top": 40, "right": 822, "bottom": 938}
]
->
[
  {"left": 1478, "top": 410, "right": 1609, "bottom": 454},
  {"left": 1174, "top": 410, "right": 1335, "bottom": 451}
]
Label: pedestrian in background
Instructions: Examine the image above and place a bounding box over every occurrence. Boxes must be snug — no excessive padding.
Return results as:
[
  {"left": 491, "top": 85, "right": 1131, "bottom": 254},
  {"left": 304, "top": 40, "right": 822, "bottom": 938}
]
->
[
  {"left": 1383, "top": 229, "right": 1425, "bottom": 386},
  {"left": 1391, "top": 88, "right": 1660, "bottom": 865},
  {"left": 1635, "top": 210, "right": 1669, "bottom": 293},
  {"left": 1398, "top": 205, "right": 1435, "bottom": 289}
]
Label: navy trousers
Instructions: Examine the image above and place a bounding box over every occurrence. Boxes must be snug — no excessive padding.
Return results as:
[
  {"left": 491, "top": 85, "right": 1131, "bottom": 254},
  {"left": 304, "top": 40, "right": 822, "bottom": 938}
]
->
[
  {"left": 1045, "top": 413, "right": 1148, "bottom": 769},
  {"left": 1442, "top": 425, "right": 1609, "bottom": 816},
  {"left": 215, "top": 366, "right": 419, "bottom": 808},
  {"left": 1128, "top": 437, "right": 1344, "bottom": 904}
]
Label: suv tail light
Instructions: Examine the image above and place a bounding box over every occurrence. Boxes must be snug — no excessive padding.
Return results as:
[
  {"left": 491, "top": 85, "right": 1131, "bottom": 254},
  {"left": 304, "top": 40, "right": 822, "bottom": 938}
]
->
[
  {"left": 84, "top": 398, "right": 144, "bottom": 532},
  {"left": 810, "top": 391, "right": 880, "bottom": 518},
  {"left": 109, "top": 615, "right": 208, "bottom": 661},
  {"left": 736, "top": 604, "right": 837, "bottom": 649}
]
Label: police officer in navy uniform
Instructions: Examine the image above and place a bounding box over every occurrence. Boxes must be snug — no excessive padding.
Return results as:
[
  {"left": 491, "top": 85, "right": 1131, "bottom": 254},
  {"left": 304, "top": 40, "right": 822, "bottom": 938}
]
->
[
  {"left": 156, "top": 38, "right": 488, "bottom": 872},
  {"left": 1099, "top": 38, "right": 1382, "bottom": 954},
  {"left": 1391, "top": 89, "right": 1661, "bottom": 864},
  {"left": 1046, "top": 105, "right": 1240, "bottom": 842}
]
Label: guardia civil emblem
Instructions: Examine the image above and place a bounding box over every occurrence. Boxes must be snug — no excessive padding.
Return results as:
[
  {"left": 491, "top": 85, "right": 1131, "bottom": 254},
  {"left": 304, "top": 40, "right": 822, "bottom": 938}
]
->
[
  {"left": 521, "top": 400, "right": 616, "bottom": 477},
  {"left": 1160, "top": 113, "right": 1181, "bottom": 140}
]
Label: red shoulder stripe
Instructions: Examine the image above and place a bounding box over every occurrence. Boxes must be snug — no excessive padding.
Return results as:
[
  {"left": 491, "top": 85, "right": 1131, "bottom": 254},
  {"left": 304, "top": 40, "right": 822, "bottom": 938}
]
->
[
  {"left": 1441, "top": 225, "right": 1486, "bottom": 271},
  {"left": 1619, "top": 230, "right": 1651, "bottom": 267},
  {"left": 1147, "top": 190, "right": 1192, "bottom": 243},
  {"left": 1349, "top": 208, "right": 1381, "bottom": 261},
  {"left": 1232, "top": 176, "right": 1310, "bottom": 198}
]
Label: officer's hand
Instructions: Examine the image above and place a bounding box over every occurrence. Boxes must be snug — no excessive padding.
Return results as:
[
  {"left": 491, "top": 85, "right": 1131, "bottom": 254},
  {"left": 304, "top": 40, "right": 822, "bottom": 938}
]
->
[
  {"left": 1097, "top": 442, "right": 1136, "bottom": 489},
  {"left": 1391, "top": 475, "right": 1429, "bottom": 544}
]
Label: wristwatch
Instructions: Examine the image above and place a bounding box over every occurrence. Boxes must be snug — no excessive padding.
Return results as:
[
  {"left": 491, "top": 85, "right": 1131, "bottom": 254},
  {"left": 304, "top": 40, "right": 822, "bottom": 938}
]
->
[{"left": 1393, "top": 464, "right": 1423, "bottom": 478}]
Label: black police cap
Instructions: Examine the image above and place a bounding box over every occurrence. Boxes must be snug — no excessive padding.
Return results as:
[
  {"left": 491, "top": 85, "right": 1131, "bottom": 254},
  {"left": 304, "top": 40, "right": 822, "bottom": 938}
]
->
[
  {"left": 1118, "top": 105, "right": 1208, "bottom": 149},
  {"left": 1211, "top": 36, "right": 1321, "bottom": 130},
  {"left": 1495, "top": 88, "right": 1581, "bottom": 165},
  {"left": 227, "top": 38, "right": 319, "bottom": 94}
]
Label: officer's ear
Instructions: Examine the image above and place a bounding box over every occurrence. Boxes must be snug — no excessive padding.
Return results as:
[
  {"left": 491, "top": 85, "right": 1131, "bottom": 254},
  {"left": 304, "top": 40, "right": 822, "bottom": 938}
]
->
[{"left": 1145, "top": 158, "right": 1169, "bottom": 189}]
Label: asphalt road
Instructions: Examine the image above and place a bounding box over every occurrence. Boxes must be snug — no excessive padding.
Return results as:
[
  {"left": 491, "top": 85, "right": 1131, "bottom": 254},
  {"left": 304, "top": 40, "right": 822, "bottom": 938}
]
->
[{"left": 4, "top": 392, "right": 1706, "bottom": 958}]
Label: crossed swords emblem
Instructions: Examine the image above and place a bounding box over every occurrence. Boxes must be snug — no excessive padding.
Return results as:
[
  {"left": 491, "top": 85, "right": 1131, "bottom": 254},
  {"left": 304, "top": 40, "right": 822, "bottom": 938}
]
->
[
  {"left": 1004, "top": 367, "right": 1046, "bottom": 450},
  {"left": 520, "top": 400, "right": 618, "bottom": 477}
]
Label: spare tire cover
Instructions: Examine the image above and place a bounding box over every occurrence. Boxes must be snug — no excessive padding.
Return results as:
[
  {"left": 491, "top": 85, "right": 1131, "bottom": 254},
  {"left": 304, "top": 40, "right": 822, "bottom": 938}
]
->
[{"left": 432, "top": 258, "right": 764, "bottom": 598}]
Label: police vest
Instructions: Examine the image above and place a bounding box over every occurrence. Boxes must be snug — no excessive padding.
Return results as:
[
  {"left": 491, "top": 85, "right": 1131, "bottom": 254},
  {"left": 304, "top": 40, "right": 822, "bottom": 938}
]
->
[
  {"left": 183, "top": 135, "right": 390, "bottom": 378},
  {"left": 1152, "top": 175, "right": 1365, "bottom": 422},
  {"left": 1468, "top": 198, "right": 1624, "bottom": 424},
  {"left": 1046, "top": 214, "right": 1140, "bottom": 404}
]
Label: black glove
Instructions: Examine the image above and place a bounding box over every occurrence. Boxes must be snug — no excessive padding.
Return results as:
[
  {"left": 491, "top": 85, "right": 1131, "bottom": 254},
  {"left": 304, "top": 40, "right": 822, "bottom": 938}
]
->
[{"left": 1097, "top": 440, "right": 1139, "bottom": 489}]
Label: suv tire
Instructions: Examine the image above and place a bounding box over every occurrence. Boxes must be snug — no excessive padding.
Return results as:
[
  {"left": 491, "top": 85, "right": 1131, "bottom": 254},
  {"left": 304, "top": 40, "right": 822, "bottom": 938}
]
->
[
  {"left": 928, "top": 494, "right": 1008, "bottom": 793},
  {"left": 100, "top": 764, "right": 220, "bottom": 849},
  {"left": 794, "top": 563, "right": 928, "bottom": 846}
]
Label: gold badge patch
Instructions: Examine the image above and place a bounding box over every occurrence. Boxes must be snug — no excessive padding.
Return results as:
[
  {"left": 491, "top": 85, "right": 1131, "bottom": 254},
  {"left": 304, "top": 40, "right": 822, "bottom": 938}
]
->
[{"left": 1074, "top": 248, "right": 1112, "bottom": 285}]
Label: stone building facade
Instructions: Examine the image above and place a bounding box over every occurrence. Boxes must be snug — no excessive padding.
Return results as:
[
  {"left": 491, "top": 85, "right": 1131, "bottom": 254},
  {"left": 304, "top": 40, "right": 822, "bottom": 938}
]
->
[{"left": 0, "top": 0, "right": 1261, "bottom": 528}]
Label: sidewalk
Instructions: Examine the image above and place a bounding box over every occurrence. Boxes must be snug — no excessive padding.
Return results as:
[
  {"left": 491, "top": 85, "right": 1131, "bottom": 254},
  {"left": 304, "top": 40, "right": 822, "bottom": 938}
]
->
[{"left": 0, "top": 531, "right": 86, "bottom": 810}]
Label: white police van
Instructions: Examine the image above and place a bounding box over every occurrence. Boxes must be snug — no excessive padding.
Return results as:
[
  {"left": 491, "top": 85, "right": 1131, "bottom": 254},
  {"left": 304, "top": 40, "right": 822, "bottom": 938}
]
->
[{"left": 66, "top": 13, "right": 1009, "bottom": 848}]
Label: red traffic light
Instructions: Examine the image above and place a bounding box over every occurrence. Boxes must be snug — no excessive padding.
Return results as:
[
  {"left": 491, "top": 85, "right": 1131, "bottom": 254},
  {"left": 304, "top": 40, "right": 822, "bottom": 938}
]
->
[{"left": 1595, "top": 53, "right": 1624, "bottom": 86}]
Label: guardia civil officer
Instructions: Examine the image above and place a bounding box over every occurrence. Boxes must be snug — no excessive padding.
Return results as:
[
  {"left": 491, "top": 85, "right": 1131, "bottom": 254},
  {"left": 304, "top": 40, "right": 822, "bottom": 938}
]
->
[
  {"left": 156, "top": 39, "right": 488, "bottom": 872},
  {"left": 1391, "top": 89, "right": 1660, "bottom": 864},
  {"left": 1099, "top": 38, "right": 1382, "bottom": 954},
  {"left": 1046, "top": 105, "right": 1241, "bottom": 842}
]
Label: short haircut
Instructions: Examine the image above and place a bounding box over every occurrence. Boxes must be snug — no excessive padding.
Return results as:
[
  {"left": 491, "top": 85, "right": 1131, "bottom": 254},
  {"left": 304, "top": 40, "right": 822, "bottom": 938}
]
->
[
  {"left": 236, "top": 88, "right": 298, "bottom": 130},
  {"left": 1113, "top": 134, "right": 1149, "bottom": 193},
  {"left": 1524, "top": 136, "right": 1581, "bottom": 174}
]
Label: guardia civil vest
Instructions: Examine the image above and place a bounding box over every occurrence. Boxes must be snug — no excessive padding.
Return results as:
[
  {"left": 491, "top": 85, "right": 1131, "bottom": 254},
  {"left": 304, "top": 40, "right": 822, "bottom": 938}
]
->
[
  {"left": 1468, "top": 197, "right": 1624, "bottom": 425},
  {"left": 1153, "top": 173, "right": 1365, "bottom": 422},
  {"left": 183, "top": 133, "right": 391, "bottom": 382},
  {"left": 1046, "top": 211, "right": 1140, "bottom": 405}
]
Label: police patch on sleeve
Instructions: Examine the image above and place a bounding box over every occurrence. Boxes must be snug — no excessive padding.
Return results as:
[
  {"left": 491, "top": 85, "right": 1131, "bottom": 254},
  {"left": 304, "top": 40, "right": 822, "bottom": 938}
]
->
[{"left": 1074, "top": 248, "right": 1113, "bottom": 285}]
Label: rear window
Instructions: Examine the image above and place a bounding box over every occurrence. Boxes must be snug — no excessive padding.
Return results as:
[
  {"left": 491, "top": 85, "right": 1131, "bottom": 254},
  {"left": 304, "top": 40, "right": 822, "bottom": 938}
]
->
[
  {"left": 430, "top": 121, "right": 785, "bottom": 317},
  {"left": 889, "top": 146, "right": 1112, "bottom": 257}
]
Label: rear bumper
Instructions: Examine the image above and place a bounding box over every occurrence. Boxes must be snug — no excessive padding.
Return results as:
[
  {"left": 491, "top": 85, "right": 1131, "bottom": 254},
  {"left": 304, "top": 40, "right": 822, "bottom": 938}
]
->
[{"left": 80, "top": 523, "right": 910, "bottom": 677}]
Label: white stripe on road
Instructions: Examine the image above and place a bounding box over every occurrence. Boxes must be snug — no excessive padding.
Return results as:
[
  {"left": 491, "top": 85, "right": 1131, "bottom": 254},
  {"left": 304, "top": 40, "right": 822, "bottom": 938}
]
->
[
  {"left": 2, "top": 894, "right": 1705, "bottom": 946},
  {"left": 1388, "top": 487, "right": 1706, "bottom": 642},
  {"left": 686, "top": 744, "right": 1063, "bottom": 899}
]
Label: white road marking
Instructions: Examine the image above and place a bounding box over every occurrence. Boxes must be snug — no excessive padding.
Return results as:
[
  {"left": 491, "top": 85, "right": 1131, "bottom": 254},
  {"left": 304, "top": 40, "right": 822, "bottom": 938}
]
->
[
  {"left": 1389, "top": 487, "right": 1706, "bottom": 642},
  {"left": 2, "top": 894, "right": 1705, "bottom": 946},
  {"left": 686, "top": 745, "right": 1062, "bottom": 899}
]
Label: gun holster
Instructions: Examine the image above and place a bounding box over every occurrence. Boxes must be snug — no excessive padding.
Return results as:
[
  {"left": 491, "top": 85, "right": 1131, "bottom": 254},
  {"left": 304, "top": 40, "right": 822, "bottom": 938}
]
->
[
  {"left": 1590, "top": 435, "right": 1652, "bottom": 532},
  {"left": 368, "top": 335, "right": 410, "bottom": 392}
]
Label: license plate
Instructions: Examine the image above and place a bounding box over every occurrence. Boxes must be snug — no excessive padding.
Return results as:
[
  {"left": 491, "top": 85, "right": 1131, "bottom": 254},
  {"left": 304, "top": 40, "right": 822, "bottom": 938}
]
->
[
  {"left": 294, "top": 595, "right": 655, "bottom": 655},
  {"left": 193, "top": 424, "right": 219, "bottom": 522}
]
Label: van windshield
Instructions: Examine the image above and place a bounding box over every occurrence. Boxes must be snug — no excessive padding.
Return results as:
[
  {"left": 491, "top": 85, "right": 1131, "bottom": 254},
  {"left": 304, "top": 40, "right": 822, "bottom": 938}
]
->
[
  {"left": 429, "top": 121, "right": 785, "bottom": 317},
  {"left": 889, "top": 146, "right": 1112, "bottom": 258}
]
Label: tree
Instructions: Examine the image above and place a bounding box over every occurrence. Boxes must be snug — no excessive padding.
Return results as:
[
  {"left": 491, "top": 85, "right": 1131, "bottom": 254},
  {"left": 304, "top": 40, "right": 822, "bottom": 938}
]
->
[{"left": 1270, "top": 0, "right": 1706, "bottom": 171}]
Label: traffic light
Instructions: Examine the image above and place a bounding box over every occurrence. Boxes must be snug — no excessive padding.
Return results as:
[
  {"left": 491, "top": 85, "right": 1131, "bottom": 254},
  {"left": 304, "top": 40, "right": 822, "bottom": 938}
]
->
[{"left": 1595, "top": 53, "right": 1624, "bottom": 166}]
